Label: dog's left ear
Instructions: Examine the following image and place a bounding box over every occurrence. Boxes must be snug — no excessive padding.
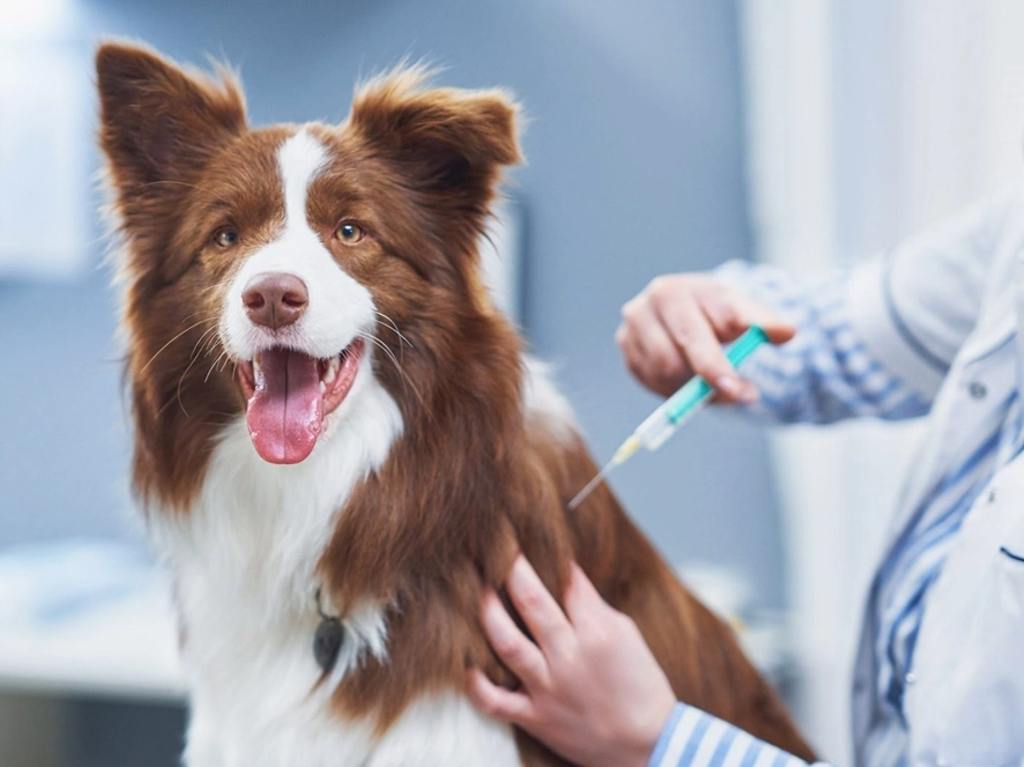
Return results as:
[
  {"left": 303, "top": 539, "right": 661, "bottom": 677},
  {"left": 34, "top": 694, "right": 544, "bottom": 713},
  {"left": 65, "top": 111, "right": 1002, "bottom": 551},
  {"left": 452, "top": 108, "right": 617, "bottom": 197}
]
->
[{"left": 348, "top": 67, "right": 521, "bottom": 237}]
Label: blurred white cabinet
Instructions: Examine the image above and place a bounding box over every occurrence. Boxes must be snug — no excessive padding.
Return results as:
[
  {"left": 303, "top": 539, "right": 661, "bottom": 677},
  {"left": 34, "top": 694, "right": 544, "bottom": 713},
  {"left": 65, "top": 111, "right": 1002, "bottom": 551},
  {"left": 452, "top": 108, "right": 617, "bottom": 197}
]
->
[
  {"left": 740, "top": 0, "right": 1024, "bottom": 761},
  {"left": 0, "top": 4, "right": 90, "bottom": 279}
]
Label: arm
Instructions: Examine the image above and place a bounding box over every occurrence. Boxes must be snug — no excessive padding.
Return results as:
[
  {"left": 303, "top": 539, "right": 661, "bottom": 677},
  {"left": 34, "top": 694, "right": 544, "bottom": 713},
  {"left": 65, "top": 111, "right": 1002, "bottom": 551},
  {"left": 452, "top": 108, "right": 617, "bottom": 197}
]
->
[
  {"left": 712, "top": 261, "right": 931, "bottom": 424},
  {"left": 617, "top": 267, "right": 928, "bottom": 424},
  {"left": 842, "top": 184, "right": 1018, "bottom": 392},
  {"left": 648, "top": 703, "right": 815, "bottom": 767},
  {"left": 616, "top": 184, "right": 1019, "bottom": 423},
  {"left": 467, "top": 556, "right": 828, "bottom": 767}
]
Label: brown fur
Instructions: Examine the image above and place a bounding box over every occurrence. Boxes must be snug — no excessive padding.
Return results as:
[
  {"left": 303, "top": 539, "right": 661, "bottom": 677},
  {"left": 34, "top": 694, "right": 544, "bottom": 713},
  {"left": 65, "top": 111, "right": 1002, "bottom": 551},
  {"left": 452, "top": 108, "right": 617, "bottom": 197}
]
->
[{"left": 97, "top": 41, "right": 814, "bottom": 763}]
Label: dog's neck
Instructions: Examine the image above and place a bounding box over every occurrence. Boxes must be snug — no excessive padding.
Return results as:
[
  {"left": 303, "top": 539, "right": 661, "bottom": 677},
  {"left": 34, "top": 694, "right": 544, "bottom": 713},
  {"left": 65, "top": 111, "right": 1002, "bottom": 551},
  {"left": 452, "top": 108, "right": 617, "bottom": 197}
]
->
[
  {"left": 141, "top": 301, "right": 541, "bottom": 598},
  {"left": 319, "top": 307, "right": 531, "bottom": 595},
  {"left": 148, "top": 364, "right": 402, "bottom": 613}
]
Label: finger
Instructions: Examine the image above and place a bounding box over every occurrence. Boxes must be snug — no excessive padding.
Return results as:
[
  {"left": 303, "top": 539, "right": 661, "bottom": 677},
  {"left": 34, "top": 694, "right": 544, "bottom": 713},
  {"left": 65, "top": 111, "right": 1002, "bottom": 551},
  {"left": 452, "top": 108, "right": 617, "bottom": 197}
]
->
[
  {"left": 480, "top": 590, "right": 550, "bottom": 689},
  {"left": 563, "top": 561, "right": 609, "bottom": 625},
  {"left": 634, "top": 326, "right": 688, "bottom": 396},
  {"left": 693, "top": 294, "right": 762, "bottom": 404},
  {"left": 615, "top": 323, "right": 642, "bottom": 372},
  {"left": 622, "top": 303, "right": 689, "bottom": 395},
  {"left": 737, "top": 298, "right": 797, "bottom": 344},
  {"left": 696, "top": 290, "right": 749, "bottom": 343},
  {"left": 506, "top": 555, "right": 574, "bottom": 659},
  {"left": 466, "top": 667, "right": 536, "bottom": 725},
  {"left": 619, "top": 329, "right": 676, "bottom": 398},
  {"left": 708, "top": 287, "right": 796, "bottom": 345},
  {"left": 655, "top": 295, "right": 747, "bottom": 403}
]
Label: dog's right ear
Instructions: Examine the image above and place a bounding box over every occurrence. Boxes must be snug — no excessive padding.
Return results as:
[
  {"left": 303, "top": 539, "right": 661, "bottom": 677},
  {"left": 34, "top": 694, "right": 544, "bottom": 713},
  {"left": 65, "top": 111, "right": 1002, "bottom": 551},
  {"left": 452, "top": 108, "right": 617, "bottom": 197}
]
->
[
  {"left": 96, "top": 42, "right": 247, "bottom": 281},
  {"left": 97, "top": 41, "right": 246, "bottom": 187}
]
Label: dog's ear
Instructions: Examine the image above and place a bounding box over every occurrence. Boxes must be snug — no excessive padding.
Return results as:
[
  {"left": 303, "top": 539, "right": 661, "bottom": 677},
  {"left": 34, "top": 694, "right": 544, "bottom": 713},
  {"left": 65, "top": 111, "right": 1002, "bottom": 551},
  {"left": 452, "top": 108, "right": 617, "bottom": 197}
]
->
[
  {"left": 96, "top": 42, "right": 247, "bottom": 283},
  {"left": 348, "top": 66, "right": 521, "bottom": 242}
]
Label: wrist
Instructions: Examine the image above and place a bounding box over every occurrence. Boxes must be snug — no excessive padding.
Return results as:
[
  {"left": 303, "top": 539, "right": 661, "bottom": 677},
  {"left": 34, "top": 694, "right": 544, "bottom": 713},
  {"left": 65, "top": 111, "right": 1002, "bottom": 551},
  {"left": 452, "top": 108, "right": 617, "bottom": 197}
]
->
[{"left": 634, "top": 702, "right": 685, "bottom": 767}]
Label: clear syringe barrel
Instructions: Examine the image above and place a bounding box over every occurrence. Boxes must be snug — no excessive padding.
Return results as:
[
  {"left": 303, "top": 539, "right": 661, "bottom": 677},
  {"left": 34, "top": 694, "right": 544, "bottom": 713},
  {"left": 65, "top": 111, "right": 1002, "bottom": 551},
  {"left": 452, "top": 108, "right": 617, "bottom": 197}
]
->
[
  {"left": 631, "top": 325, "right": 769, "bottom": 453},
  {"left": 632, "top": 377, "right": 712, "bottom": 451}
]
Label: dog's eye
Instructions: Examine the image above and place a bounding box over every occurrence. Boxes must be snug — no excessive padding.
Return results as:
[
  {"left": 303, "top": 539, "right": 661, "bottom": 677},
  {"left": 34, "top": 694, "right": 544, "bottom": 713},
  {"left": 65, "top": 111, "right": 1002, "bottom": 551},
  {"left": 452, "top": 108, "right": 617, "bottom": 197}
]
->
[
  {"left": 213, "top": 227, "right": 239, "bottom": 249},
  {"left": 335, "top": 221, "right": 365, "bottom": 245}
]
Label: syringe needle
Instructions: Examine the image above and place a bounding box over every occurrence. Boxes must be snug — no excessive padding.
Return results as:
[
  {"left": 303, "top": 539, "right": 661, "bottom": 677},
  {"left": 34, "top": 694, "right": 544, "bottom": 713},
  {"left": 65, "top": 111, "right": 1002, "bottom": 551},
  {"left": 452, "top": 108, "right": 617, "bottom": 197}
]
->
[
  {"left": 567, "top": 457, "right": 617, "bottom": 511},
  {"left": 567, "top": 435, "right": 641, "bottom": 511},
  {"left": 567, "top": 472, "right": 605, "bottom": 511}
]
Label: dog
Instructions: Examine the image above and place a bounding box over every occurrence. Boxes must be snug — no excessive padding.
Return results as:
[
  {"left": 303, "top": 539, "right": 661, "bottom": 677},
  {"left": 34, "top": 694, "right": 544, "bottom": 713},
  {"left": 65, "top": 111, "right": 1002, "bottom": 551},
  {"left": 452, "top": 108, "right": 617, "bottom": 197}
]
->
[{"left": 96, "top": 41, "right": 814, "bottom": 766}]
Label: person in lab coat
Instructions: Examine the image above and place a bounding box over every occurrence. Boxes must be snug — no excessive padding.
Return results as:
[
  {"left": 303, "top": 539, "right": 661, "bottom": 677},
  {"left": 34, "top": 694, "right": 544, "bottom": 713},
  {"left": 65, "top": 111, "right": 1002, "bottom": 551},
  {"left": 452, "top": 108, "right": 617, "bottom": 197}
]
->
[{"left": 468, "top": 185, "right": 1024, "bottom": 767}]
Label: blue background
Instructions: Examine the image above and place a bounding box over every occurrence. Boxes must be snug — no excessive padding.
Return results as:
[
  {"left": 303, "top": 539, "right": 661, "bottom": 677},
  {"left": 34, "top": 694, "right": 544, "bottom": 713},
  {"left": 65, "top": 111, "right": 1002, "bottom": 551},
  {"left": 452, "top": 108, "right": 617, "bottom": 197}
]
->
[{"left": 2, "top": 0, "right": 787, "bottom": 607}]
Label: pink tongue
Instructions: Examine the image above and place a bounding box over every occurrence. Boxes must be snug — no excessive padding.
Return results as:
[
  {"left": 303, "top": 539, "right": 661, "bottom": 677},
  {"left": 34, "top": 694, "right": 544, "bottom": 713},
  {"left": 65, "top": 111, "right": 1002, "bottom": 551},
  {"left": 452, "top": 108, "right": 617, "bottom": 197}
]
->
[{"left": 246, "top": 348, "right": 324, "bottom": 464}]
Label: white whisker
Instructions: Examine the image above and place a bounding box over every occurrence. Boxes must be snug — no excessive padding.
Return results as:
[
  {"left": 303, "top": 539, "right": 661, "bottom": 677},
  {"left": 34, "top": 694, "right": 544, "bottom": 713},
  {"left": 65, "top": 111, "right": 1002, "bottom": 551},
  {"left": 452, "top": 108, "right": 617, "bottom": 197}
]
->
[
  {"left": 357, "top": 330, "right": 426, "bottom": 410},
  {"left": 141, "top": 316, "right": 218, "bottom": 373},
  {"left": 374, "top": 310, "right": 413, "bottom": 350}
]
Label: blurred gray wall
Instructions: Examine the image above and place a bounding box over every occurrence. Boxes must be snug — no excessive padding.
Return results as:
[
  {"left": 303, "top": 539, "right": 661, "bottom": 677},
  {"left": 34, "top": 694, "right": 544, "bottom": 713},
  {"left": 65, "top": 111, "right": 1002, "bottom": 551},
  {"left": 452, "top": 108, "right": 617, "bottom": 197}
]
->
[{"left": 0, "top": 0, "right": 786, "bottom": 606}]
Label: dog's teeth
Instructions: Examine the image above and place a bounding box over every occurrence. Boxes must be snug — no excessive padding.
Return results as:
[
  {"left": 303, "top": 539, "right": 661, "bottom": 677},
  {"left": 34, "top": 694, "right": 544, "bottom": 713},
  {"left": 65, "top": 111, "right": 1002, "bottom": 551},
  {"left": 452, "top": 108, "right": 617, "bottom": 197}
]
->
[
  {"left": 324, "top": 356, "right": 339, "bottom": 384},
  {"left": 252, "top": 358, "right": 263, "bottom": 385},
  {"left": 319, "top": 380, "right": 326, "bottom": 394}
]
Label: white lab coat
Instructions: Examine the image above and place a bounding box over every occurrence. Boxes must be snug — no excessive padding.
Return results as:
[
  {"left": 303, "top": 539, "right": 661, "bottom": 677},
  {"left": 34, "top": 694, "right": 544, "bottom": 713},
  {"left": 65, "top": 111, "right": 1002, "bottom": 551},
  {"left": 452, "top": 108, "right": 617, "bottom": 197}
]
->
[{"left": 846, "top": 184, "right": 1024, "bottom": 766}]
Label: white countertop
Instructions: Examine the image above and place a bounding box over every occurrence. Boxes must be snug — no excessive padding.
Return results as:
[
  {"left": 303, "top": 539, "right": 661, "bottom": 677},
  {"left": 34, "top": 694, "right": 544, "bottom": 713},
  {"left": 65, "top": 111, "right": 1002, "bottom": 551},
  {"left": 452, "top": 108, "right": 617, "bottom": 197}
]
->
[
  {"left": 0, "top": 540, "right": 185, "bottom": 703},
  {"left": 0, "top": 541, "right": 790, "bottom": 705}
]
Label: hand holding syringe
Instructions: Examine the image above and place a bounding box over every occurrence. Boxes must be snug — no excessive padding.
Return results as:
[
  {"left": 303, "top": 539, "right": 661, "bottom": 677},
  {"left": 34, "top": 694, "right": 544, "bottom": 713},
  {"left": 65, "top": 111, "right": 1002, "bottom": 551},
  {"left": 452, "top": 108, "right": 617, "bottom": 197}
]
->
[{"left": 568, "top": 325, "right": 769, "bottom": 510}]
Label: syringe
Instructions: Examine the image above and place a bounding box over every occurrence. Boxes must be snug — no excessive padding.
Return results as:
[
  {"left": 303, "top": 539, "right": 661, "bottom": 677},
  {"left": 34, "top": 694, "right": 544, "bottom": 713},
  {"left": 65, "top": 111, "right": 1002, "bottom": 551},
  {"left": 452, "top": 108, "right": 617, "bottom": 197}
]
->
[{"left": 567, "top": 325, "right": 769, "bottom": 511}]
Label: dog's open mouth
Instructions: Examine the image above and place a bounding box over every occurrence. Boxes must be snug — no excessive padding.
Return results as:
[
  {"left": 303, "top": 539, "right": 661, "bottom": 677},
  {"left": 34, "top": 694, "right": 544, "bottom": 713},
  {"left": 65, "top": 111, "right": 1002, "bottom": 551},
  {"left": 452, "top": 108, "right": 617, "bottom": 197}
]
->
[{"left": 236, "top": 338, "right": 365, "bottom": 464}]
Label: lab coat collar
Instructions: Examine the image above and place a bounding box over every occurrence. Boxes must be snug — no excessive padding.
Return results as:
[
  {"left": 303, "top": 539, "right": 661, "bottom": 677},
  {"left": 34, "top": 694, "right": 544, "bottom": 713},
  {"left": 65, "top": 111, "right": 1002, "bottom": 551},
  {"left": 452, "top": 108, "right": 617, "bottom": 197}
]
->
[{"left": 960, "top": 282, "right": 1016, "bottom": 366}]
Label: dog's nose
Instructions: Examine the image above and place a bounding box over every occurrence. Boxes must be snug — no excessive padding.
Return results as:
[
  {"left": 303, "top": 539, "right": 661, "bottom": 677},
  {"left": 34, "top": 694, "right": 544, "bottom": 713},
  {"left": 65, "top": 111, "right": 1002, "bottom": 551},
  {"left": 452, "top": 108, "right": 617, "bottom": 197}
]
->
[{"left": 242, "top": 272, "right": 308, "bottom": 330}]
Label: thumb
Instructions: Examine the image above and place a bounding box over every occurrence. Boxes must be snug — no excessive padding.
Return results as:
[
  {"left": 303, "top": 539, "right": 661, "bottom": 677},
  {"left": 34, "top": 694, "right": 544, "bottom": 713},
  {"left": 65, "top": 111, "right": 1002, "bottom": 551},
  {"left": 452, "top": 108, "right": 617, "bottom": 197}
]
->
[{"left": 740, "top": 302, "right": 796, "bottom": 345}]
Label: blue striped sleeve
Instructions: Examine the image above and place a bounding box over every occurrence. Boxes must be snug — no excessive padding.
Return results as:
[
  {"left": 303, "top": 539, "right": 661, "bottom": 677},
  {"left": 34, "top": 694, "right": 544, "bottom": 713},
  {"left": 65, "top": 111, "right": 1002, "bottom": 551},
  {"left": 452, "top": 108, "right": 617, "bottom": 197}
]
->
[
  {"left": 713, "top": 261, "right": 932, "bottom": 425},
  {"left": 647, "top": 704, "right": 815, "bottom": 767}
]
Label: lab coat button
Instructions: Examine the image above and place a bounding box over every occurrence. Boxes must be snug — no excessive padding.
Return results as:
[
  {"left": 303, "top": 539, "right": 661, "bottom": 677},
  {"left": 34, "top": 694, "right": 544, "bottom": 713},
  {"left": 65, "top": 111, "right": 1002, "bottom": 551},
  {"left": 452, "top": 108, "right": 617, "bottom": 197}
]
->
[
  {"left": 968, "top": 381, "right": 987, "bottom": 399},
  {"left": 905, "top": 671, "right": 917, "bottom": 685},
  {"left": 989, "top": 488, "right": 997, "bottom": 503}
]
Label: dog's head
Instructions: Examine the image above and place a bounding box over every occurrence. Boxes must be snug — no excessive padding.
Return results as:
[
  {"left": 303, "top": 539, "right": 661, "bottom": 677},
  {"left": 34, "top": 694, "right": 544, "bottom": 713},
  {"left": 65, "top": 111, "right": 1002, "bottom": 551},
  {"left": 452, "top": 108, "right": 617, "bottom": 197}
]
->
[{"left": 98, "top": 43, "right": 521, "bottom": 471}]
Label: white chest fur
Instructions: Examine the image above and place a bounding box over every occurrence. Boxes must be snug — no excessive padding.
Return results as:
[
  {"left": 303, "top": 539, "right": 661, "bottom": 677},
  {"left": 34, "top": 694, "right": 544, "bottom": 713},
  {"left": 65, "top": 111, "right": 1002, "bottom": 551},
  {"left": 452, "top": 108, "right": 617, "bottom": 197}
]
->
[{"left": 151, "top": 370, "right": 521, "bottom": 766}]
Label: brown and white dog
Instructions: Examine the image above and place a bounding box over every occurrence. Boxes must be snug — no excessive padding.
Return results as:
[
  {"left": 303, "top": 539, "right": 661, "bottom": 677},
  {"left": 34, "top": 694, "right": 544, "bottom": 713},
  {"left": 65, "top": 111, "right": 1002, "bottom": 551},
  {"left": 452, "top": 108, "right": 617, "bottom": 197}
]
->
[{"left": 96, "top": 41, "right": 813, "bottom": 766}]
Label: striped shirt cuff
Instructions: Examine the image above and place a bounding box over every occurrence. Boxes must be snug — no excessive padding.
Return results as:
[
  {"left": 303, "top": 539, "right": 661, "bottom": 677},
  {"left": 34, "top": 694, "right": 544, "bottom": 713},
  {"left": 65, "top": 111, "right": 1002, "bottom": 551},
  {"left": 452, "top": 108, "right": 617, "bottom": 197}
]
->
[
  {"left": 647, "top": 704, "right": 810, "bottom": 767},
  {"left": 846, "top": 257, "right": 946, "bottom": 400}
]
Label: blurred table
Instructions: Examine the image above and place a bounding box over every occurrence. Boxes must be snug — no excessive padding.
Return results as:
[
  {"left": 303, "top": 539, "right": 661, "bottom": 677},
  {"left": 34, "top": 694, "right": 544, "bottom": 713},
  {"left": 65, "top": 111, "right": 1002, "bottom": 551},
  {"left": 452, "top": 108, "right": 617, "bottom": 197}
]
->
[
  {"left": 0, "top": 539, "right": 184, "bottom": 703},
  {"left": 0, "top": 541, "right": 185, "bottom": 767}
]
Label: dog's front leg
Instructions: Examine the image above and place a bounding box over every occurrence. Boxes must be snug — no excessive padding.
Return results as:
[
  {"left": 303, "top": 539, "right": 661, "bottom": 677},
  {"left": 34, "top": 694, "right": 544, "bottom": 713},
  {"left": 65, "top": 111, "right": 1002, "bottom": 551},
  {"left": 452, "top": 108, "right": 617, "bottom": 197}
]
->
[{"left": 181, "top": 703, "right": 223, "bottom": 767}]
